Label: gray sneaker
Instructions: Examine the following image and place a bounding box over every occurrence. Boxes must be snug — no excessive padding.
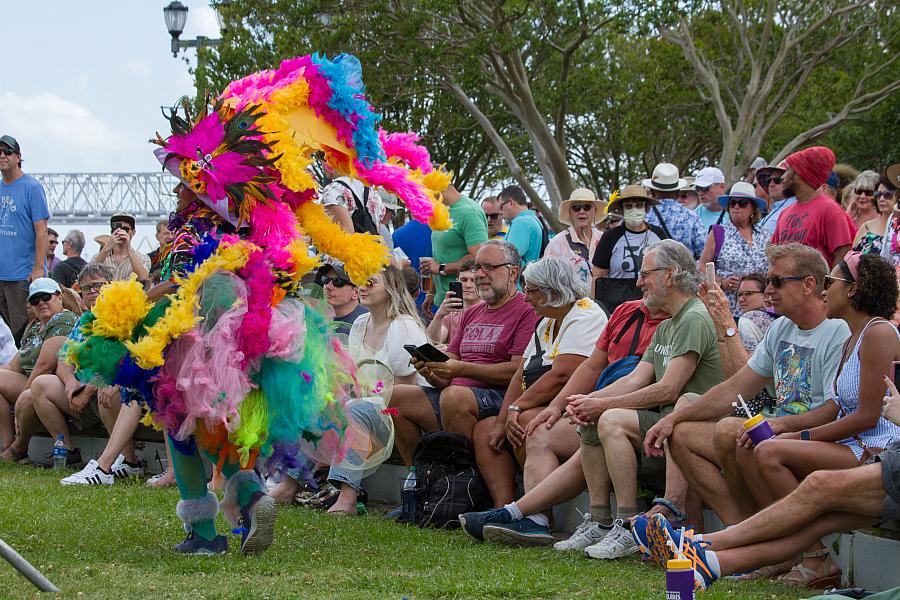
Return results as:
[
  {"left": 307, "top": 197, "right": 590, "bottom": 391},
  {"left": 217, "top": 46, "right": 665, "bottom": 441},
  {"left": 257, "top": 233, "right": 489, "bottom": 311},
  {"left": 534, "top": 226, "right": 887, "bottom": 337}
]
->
[
  {"left": 584, "top": 519, "right": 639, "bottom": 559},
  {"left": 553, "top": 512, "right": 610, "bottom": 551}
]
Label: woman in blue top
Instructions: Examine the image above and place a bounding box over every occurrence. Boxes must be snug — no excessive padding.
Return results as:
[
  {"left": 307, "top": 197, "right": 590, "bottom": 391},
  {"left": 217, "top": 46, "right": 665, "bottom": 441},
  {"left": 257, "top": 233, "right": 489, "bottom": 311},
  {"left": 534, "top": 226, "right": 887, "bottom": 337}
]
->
[{"left": 746, "top": 252, "right": 900, "bottom": 587}]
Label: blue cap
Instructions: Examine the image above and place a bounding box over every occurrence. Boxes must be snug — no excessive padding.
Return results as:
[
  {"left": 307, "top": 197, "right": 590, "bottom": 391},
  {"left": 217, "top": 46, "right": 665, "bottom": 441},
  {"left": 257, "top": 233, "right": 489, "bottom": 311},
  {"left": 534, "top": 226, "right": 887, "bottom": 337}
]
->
[{"left": 826, "top": 172, "right": 839, "bottom": 189}]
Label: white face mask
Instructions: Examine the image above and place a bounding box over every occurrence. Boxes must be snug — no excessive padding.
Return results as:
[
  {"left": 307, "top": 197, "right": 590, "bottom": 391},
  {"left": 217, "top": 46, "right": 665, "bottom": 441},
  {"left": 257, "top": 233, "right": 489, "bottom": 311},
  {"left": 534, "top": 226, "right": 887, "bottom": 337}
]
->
[{"left": 623, "top": 207, "right": 647, "bottom": 227}]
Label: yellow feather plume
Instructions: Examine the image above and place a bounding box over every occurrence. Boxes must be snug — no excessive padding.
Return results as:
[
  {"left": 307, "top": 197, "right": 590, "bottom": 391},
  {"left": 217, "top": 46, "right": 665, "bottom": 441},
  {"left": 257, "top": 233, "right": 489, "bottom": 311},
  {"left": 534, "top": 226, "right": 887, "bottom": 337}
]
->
[{"left": 88, "top": 276, "right": 153, "bottom": 340}]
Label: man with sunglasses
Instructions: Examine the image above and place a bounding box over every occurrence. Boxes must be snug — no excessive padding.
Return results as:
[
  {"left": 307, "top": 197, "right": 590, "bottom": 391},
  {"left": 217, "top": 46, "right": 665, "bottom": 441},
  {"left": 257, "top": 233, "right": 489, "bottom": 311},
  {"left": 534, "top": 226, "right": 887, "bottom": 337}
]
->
[
  {"left": 499, "top": 185, "right": 545, "bottom": 267},
  {"left": 757, "top": 162, "right": 793, "bottom": 239},
  {"left": 315, "top": 263, "right": 368, "bottom": 336},
  {"left": 694, "top": 167, "right": 730, "bottom": 230},
  {"left": 771, "top": 146, "right": 856, "bottom": 267},
  {"left": 644, "top": 243, "right": 850, "bottom": 530},
  {"left": 0, "top": 134, "right": 51, "bottom": 345},
  {"left": 91, "top": 212, "right": 150, "bottom": 283},
  {"left": 481, "top": 197, "right": 507, "bottom": 240}
]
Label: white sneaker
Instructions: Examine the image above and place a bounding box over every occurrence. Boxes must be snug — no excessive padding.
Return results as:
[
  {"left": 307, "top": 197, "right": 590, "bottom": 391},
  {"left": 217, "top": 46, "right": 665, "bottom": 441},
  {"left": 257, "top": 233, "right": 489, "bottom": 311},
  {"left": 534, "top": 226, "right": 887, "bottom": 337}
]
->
[
  {"left": 553, "top": 512, "right": 610, "bottom": 551},
  {"left": 110, "top": 454, "right": 144, "bottom": 479},
  {"left": 584, "top": 519, "right": 639, "bottom": 559},
  {"left": 60, "top": 460, "right": 114, "bottom": 486}
]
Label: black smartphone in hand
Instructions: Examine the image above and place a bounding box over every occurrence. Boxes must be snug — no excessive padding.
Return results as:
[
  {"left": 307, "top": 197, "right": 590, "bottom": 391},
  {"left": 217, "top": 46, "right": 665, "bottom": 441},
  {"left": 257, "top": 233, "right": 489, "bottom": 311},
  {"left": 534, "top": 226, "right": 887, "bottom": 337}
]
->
[{"left": 448, "top": 281, "right": 463, "bottom": 299}]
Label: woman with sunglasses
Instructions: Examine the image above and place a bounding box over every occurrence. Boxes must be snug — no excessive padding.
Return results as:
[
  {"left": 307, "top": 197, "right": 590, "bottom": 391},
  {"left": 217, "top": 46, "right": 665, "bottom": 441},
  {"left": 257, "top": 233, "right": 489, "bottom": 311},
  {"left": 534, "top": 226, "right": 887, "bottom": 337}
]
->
[
  {"left": 852, "top": 175, "right": 897, "bottom": 255},
  {"left": 847, "top": 171, "right": 881, "bottom": 230},
  {"left": 0, "top": 278, "right": 78, "bottom": 460},
  {"left": 698, "top": 182, "right": 770, "bottom": 316},
  {"left": 544, "top": 188, "right": 606, "bottom": 288},
  {"left": 743, "top": 252, "right": 900, "bottom": 587}
]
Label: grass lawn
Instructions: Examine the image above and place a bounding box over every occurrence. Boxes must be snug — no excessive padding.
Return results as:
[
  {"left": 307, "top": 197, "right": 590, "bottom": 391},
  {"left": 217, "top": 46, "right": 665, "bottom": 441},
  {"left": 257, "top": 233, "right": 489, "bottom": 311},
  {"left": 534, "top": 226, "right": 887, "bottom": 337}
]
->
[{"left": 0, "top": 463, "right": 811, "bottom": 599}]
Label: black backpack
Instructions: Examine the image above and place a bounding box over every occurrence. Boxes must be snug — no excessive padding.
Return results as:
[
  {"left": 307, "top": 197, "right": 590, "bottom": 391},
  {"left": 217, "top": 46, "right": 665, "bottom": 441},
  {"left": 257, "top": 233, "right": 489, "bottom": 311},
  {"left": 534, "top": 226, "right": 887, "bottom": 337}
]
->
[
  {"left": 411, "top": 431, "right": 489, "bottom": 529},
  {"left": 333, "top": 179, "right": 379, "bottom": 235}
]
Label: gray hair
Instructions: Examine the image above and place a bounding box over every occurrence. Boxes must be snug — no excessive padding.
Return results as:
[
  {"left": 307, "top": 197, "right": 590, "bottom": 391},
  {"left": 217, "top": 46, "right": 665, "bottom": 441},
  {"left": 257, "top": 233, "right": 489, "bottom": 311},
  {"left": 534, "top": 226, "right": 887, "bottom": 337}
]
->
[
  {"left": 65, "top": 229, "right": 85, "bottom": 254},
  {"left": 647, "top": 240, "right": 702, "bottom": 294},
  {"left": 479, "top": 239, "right": 522, "bottom": 269},
  {"left": 852, "top": 170, "right": 880, "bottom": 193},
  {"left": 523, "top": 256, "right": 588, "bottom": 307},
  {"left": 77, "top": 263, "right": 114, "bottom": 284}
]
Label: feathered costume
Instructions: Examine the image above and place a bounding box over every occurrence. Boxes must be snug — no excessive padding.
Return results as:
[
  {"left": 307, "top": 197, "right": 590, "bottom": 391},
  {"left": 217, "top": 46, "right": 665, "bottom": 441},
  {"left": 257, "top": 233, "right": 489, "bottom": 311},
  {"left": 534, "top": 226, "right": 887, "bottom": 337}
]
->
[{"left": 63, "top": 53, "right": 451, "bottom": 554}]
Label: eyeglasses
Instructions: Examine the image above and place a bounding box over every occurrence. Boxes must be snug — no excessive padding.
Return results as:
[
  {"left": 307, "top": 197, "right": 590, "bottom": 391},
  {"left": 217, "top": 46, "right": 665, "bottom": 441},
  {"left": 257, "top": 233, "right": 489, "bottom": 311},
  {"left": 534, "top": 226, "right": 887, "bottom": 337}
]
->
[
  {"left": 875, "top": 191, "right": 898, "bottom": 200},
  {"left": 0, "top": 149, "right": 16, "bottom": 157},
  {"left": 823, "top": 274, "right": 854, "bottom": 290},
  {"left": 695, "top": 185, "right": 711, "bottom": 193},
  {"left": 766, "top": 274, "right": 806, "bottom": 288},
  {"left": 79, "top": 281, "right": 107, "bottom": 296},
  {"left": 769, "top": 177, "right": 783, "bottom": 185},
  {"left": 473, "top": 262, "right": 513, "bottom": 273},
  {"left": 638, "top": 266, "right": 669, "bottom": 279},
  {"left": 319, "top": 275, "right": 351, "bottom": 288},
  {"left": 854, "top": 189, "right": 875, "bottom": 197},
  {"left": 570, "top": 204, "right": 594, "bottom": 213},
  {"left": 728, "top": 198, "right": 752, "bottom": 209},
  {"left": 111, "top": 223, "right": 134, "bottom": 233},
  {"left": 28, "top": 292, "right": 56, "bottom": 306},
  {"left": 484, "top": 213, "right": 501, "bottom": 220},
  {"left": 737, "top": 290, "right": 764, "bottom": 298},
  {"left": 48, "top": 240, "right": 59, "bottom": 245}
]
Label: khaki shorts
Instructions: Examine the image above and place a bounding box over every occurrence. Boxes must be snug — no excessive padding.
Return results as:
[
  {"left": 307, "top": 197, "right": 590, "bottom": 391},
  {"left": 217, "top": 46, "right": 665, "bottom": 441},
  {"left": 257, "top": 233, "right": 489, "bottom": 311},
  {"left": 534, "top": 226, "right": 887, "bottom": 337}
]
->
[{"left": 71, "top": 396, "right": 104, "bottom": 432}]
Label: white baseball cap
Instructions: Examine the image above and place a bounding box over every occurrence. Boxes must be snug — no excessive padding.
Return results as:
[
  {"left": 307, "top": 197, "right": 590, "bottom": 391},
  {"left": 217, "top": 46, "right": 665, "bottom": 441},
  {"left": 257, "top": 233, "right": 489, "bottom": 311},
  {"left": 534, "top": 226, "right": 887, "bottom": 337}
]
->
[
  {"left": 28, "top": 277, "right": 61, "bottom": 300},
  {"left": 694, "top": 167, "right": 725, "bottom": 187}
]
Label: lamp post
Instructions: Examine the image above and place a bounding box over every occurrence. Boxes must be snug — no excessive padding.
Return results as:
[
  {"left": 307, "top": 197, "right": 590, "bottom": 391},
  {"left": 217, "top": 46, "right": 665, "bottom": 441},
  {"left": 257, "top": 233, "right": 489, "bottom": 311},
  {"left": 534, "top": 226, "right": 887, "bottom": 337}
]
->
[{"left": 163, "top": 1, "right": 230, "bottom": 58}]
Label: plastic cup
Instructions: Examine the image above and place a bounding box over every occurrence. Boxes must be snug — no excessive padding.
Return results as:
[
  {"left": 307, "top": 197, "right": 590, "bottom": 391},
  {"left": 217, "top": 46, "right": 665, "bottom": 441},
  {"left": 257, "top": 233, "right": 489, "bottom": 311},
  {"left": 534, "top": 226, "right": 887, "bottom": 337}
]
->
[
  {"left": 742, "top": 414, "right": 775, "bottom": 446},
  {"left": 666, "top": 558, "right": 695, "bottom": 599},
  {"left": 420, "top": 257, "right": 432, "bottom": 292}
]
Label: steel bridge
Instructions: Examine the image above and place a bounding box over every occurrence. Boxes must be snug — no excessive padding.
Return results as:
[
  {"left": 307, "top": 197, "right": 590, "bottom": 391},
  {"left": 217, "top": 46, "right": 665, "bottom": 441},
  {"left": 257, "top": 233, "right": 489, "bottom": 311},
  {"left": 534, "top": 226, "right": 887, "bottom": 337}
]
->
[{"left": 32, "top": 172, "right": 181, "bottom": 223}]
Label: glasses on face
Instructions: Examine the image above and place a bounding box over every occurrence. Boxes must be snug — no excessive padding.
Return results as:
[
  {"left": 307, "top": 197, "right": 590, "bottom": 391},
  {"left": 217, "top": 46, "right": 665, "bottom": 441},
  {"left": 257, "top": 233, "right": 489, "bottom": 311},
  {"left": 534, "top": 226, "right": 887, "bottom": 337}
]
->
[
  {"left": 79, "top": 281, "right": 107, "bottom": 295},
  {"left": 523, "top": 286, "right": 543, "bottom": 296},
  {"left": 484, "top": 213, "right": 501, "bottom": 220},
  {"left": 111, "top": 223, "right": 133, "bottom": 233},
  {"left": 695, "top": 185, "right": 711, "bottom": 193},
  {"left": 320, "top": 275, "right": 351, "bottom": 288},
  {"left": 570, "top": 204, "right": 594, "bottom": 213},
  {"left": 875, "top": 191, "right": 897, "bottom": 200},
  {"left": 473, "top": 262, "right": 513, "bottom": 274},
  {"left": 728, "top": 198, "right": 752, "bottom": 209},
  {"left": 48, "top": 240, "right": 58, "bottom": 246},
  {"left": 28, "top": 292, "right": 56, "bottom": 306},
  {"left": 638, "top": 266, "right": 668, "bottom": 279},
  {"left": 766, "top": 274, "right": 806, "bottom": 288},
  {"left": 854, "top": 189, "right": 875, "bottom": 197},
  {"left": 823, "top": 274, "right": 854, "bottom": 290},
  {"left": 0, "top": 148, "right": 16, "bottom": 157},
  {"left": 769, "top": 177, "right": 783, "bottom": 185},
  {"left": 737, "top": 290, "right": 764, "bottom": 299}
]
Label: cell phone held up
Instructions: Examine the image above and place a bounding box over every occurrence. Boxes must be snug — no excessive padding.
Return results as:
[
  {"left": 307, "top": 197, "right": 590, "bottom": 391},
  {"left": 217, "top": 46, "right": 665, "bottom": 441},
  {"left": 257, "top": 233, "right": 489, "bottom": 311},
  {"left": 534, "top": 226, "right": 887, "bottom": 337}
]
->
[
  {"left": 448, "top": 281, "right": 463, "bottom": 300},
  {"left": 404, "top": 343, "right": 450, "bottom": 363}
]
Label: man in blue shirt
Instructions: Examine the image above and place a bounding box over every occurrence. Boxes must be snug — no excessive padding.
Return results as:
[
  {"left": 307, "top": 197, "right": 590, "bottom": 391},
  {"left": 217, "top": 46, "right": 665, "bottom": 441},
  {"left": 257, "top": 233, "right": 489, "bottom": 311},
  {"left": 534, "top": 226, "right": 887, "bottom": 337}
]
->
[
  {"left": 499, "top": 185, "right": 543, "bottom": 266},
  {"left": 0, "top": 135, "right": 50, "bottom": 343},
  {"left": 694, "top": 166, "right": 730, "bottom": 229},
  {"left": 392, "top": 218, "right": 433, "bottom": 306},
  {"left": 756, "top": 162, "right": 794, "bottom": 238},
  {"left": 644, "top": 162, "right": 706, "bottom": 259}
]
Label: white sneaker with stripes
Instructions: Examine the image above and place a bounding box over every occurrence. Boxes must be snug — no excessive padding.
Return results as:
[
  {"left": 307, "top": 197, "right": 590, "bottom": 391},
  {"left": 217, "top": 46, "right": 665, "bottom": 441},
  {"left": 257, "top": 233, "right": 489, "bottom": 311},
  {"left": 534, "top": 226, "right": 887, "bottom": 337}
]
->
[
  {"left": 110, "top": 454, "right": 144, "bottom": 479},
  {"left": 61, "top": 459, "right": 114, "bottom": 486}
]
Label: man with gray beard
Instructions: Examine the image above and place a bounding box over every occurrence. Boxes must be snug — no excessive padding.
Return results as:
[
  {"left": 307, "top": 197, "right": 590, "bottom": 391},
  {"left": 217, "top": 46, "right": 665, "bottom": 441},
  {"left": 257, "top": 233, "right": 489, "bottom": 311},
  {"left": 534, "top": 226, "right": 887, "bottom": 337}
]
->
[{"left": 389, "top": 240, "right": 540, "bottom": 464}]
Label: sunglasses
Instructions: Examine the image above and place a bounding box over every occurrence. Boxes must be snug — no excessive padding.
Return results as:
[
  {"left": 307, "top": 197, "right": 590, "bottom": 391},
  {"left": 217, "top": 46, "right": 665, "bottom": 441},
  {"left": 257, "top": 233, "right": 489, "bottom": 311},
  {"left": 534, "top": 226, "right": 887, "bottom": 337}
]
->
[
  {"left": 728, "top": 198, "right": 752, "bottom": 209},
  {"left": 621, "top": 201, "right": 646, "bottom": 210},
  {"left": 320, "top": 275, "right": 351, "bottom": 288},
  {"left": 484, "top": 213, "right": 501, "bottom": 220},
  {"left": 823, "top": 275, "right": 854, "bottom": 290},
  {"left": 695, "top": 185, "right": 711, "bottom": 193},
  {"left": 48, "top": 240, "right": 59, "bottom": 245},
  {"left": 111, "top": 223, "right": 134, "bottom": 233},
  {"left": 875, "top": 191, "right": 898, "bottom": 200},
  {"left": 0, "top": 148, "right": 16, "bottom": 157},
  {"left": 766, "top": 274, "right": 806, "bottom": 288},
  {"left": 28, "top": 292, "right": 56, "bottom": 306},
  {"left": 570, "top": 204, "right": 595, "bottom": 213},
  {"left": 854, "top": 189, "right": 875, "bottom": 197},
  {"left": 769, "top": 176, "right": 783, "bottom": 185}
]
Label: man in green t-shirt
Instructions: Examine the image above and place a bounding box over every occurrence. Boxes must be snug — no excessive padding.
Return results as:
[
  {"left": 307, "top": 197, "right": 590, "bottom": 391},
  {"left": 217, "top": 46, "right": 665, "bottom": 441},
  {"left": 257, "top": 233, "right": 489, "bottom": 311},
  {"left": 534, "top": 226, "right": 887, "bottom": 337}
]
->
[
  {"left": 562, "top": 240, "right": 723, "bottom": 559},
  {"left": 421, "top": 184, "right": 488, "bottom": 312}
]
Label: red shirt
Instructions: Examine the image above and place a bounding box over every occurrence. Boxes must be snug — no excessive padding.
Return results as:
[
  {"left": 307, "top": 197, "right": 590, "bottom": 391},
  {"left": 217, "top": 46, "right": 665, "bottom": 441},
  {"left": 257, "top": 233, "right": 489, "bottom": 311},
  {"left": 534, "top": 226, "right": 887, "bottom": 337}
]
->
[
  {"left": 447, "top": 292, "right": 539, "bottom": 389},
  {"left": 771, "top": 194, "right": 856, "bottom": 267},
  {"left": 595, "top": 299, "right": 669, "bottom": 363}
]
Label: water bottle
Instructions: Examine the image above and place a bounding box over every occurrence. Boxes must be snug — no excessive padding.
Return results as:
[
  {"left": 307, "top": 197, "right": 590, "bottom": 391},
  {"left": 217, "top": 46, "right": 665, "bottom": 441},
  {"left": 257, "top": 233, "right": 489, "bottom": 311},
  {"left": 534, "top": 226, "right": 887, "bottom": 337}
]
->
[
  {"left": 400, "top": 467, "right": 417, "bottom": 523},
  {"left": 52, "top": 435, "right": 67, "bottom": 470}
]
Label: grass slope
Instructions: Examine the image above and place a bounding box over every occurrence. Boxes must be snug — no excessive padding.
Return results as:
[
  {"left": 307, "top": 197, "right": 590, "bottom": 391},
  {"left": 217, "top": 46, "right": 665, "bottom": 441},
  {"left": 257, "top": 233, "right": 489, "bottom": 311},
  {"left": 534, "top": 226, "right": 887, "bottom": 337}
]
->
[{"left": 0, "top": 464, "right": 809, "bottom": 599}]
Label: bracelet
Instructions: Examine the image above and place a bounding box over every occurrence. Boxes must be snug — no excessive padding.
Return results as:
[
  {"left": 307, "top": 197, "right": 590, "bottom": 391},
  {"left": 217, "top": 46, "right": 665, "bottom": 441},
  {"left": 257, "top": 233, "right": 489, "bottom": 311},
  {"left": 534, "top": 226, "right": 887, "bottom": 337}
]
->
[{"left": 506, "top": 404, "right": 522, "bottom": 413}]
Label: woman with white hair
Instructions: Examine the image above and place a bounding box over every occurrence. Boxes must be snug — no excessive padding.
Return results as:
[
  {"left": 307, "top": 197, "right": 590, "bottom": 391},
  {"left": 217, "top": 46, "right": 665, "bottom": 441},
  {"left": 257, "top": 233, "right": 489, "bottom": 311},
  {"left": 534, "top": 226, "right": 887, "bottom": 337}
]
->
[{"left": 472, "top": 256, "right": 608, "bottom": 508}]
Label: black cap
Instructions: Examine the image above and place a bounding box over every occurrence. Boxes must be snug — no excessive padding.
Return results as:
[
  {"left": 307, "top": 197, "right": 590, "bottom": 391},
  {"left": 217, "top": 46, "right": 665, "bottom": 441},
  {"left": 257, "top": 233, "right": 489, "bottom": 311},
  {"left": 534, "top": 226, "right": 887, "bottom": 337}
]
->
[
  {"left": 110, "top": 212, "right": 136, "bottom": 230},
  {"left": 0, "top": 135, "right": 20, "bottom": 154},
  {"left": 316, "top": 262, "right": 351, "bottom": 283}
]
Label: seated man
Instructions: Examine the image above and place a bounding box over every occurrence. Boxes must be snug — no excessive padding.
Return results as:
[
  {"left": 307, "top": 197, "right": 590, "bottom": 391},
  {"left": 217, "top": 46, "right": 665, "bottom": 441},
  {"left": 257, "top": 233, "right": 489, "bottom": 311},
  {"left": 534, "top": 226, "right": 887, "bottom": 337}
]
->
[
  {"left": 630, "top": 379, "right": 900, "bottom": 592},
  {"left": 644, "top": 244, "right": 849, "bottom": 528},
  {"left": 460, "top": 284, "right": 670, "bottom": 547},
  {"left": 390, "top": 240, "right": 538, "bottom": 464},
  {"left": 315, "top": 263, "right": 368, "bottom": 336},
  {"left": 29, "top": 265, "right": 145, "bottom": 484}
]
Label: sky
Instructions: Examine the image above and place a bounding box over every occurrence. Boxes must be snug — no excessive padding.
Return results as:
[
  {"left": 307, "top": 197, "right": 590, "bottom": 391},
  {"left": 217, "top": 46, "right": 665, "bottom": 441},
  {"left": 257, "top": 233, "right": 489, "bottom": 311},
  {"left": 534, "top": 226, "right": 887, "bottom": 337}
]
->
[{"left": 1, "top": 1, "right": 222, "bottom": 173}]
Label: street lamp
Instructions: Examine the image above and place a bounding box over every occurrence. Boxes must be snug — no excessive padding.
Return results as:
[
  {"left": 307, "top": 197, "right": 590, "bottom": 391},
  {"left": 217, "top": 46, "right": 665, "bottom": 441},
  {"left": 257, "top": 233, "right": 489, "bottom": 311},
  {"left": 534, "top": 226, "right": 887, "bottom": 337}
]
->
[{"left": 163, "top": 1, "right": 230, "bottom": 58}]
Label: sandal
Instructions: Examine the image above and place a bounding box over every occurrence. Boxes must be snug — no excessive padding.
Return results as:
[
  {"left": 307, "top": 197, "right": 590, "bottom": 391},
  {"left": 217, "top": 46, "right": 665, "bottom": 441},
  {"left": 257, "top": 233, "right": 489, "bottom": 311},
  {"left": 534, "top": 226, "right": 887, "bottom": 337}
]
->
[
  {"left": 649, "top": 497, "right": 689, "bottom": 526},
  {"left": 779, "top": 549, "right": 840, "bottom": 588},
  {"left": 732, "top": 555, "right": 800, "bottom": 580}
]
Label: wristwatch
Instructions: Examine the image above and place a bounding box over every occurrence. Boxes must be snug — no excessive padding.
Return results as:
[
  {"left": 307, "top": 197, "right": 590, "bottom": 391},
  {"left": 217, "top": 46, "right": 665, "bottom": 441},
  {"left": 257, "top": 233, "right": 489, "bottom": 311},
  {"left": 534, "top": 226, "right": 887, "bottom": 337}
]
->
[
  {"left": 725, "top": 327, "right": 737, "bottom": 338},
  {"left": 507, "top": 405, "right": 522, "bottom": 413},
  {"left": 438, "top": 263, "right": 447, "bottom": 276},
  {"left": 800, "top": 429, "right": 811, "bottom": 441}
]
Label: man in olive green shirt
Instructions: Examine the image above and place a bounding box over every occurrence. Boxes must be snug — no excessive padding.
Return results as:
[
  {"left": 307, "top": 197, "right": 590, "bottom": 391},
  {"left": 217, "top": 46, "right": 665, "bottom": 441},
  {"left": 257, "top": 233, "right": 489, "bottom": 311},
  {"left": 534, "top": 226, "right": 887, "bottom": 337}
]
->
[{"left": 421, "top": 185, "right": 488, "bottom": 311}]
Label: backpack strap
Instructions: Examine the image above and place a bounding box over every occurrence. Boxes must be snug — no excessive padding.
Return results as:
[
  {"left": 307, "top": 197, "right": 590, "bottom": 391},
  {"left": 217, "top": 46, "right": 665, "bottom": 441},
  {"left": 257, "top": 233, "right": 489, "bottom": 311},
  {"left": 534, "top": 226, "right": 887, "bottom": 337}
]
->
[
  {"left": 716, "top": 208, "right": 727, "bottom": 225},
  {"left": 612, "top": 307, "right": 647, "bottom": 357},
  {"left": 651, "top": 205, "right": 673, "bottom": 240},
  {"left": 711, "top": 224, "right": 725, "bottom": 262},
  {"left": 333, "top": 179, "right": 378, "bottom": 234}
]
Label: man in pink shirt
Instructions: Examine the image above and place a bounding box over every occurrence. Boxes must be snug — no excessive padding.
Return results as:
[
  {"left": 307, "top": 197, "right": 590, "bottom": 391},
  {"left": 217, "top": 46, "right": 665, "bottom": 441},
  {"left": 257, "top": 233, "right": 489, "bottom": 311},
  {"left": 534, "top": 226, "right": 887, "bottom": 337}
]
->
[
  {"left": 389, "top": 240, "right": 539, "bottom": 465},
  {"left": 771, "top": 146, "right": 856, "bottom": 267}
]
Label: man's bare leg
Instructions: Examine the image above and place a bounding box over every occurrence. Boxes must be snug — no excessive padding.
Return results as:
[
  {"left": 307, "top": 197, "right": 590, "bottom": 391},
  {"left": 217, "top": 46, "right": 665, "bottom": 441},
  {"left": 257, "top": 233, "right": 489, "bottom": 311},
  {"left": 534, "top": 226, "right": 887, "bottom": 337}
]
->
[
  {"left": 713, "top": 417, "right": 760, "bottom": 519},
  {"left": 523, "top": 419, "right": 579, "bottom": 491},
  {"left": 596, "top": 409, "right": 643, "bottom": 517},
  {"left": 439, "top": 386, "right": 480, "bottom": 439},
  {"left": 473, "top": 416, "right": 517, "bottom": 507},
  {"left": 96, "top": 402, "right": 142, "bottom": 471}
]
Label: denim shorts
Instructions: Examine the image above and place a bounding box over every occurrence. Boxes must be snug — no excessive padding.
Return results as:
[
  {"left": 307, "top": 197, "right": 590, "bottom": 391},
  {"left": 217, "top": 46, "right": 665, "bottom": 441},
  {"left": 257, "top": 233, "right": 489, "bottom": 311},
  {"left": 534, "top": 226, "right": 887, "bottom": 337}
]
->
[
  {"left": 423, "top": 385, "right": 505, "bottom": 428},
  {"left": 878, "top": 441, "right": 900, "bottom": 523}
]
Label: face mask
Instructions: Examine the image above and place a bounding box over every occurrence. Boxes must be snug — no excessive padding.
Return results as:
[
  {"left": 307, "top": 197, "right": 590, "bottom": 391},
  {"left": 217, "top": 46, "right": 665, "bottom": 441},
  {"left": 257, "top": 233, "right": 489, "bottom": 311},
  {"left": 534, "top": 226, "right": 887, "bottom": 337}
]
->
[{"left": 623, "top": 207, "right": 646, "bottom": 227}]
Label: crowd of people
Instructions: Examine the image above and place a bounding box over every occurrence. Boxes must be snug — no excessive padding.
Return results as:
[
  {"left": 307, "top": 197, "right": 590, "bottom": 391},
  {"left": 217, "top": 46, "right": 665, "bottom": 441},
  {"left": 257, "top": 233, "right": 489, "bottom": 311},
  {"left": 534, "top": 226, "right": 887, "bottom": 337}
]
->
[{"left": 2, "top": 128, "right": 900, "bottom": 592}]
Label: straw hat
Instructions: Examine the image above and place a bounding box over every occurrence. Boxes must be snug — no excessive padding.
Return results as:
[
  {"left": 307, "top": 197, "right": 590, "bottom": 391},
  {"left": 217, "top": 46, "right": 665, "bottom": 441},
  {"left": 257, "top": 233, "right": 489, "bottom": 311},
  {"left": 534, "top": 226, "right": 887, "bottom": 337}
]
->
[
  {"left": 558, "top": 188, "right": 607, "bottom": 225},
  {"left": 607, "top": 184, "right": 655, "bottom": 213}
]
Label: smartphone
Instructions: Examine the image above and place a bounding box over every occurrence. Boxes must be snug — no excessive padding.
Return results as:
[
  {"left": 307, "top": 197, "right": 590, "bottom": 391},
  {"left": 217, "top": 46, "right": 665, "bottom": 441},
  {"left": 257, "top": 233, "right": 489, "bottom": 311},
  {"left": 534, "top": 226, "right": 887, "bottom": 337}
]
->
[
  {"left": 404, "top": 343, "right": 450, "bottom": 363},
  {"left": 448, "top": 281, "right": 463, "bottom": 300},
  {"left": 893, "top": 361, "right": 900, "bottom": 389},
  {"left": 705, "top": 262, "right": 716, "bottom": 285}
]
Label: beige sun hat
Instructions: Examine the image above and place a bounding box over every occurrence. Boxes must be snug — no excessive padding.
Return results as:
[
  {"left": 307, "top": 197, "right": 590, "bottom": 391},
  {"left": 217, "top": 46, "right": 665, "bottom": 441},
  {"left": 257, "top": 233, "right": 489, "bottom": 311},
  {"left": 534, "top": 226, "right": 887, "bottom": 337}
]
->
[{"left": 558, "top": 188, "right": 607, "bottom": 225}]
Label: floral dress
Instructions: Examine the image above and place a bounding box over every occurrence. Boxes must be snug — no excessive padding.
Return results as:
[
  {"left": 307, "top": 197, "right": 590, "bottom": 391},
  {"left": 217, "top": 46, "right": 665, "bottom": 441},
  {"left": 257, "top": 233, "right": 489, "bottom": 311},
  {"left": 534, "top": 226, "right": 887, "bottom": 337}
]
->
[{"left": 715, "top": 223, "right": 769, "bottom": 316}]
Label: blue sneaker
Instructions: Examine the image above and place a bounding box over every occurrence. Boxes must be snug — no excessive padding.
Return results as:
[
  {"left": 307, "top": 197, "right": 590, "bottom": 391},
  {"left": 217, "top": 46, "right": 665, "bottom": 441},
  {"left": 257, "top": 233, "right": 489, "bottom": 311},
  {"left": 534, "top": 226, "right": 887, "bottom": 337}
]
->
[
  {"left": 172, "top": 532, "right": 228, "bottom": 555},
  {"left": 644, "top": 514, "right": 717, "bottom": 591},
  {"left": 238, "top": 491, "right": 276, "bottom": 555},
  {"left": 458, "top": 508, "right": 513, "bottom": 541},
  {"left": 483, "top": 518, "right": 555, "bottom": 547},
  {"left": 632, "top": 513, "right": 698, "bottom": 566}
]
